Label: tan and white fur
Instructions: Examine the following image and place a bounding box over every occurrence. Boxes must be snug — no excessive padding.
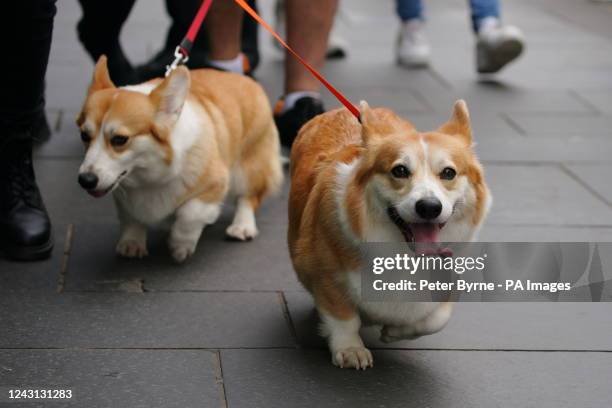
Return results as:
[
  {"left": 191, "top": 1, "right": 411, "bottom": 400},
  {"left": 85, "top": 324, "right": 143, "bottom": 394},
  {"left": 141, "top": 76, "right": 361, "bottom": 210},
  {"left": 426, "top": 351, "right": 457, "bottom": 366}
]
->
[
  {"left": 77, "top": 56, "right": 282, "bottom": 262},
  {"left": 288, "top": 100, "right": 491, "bottom": 369}
]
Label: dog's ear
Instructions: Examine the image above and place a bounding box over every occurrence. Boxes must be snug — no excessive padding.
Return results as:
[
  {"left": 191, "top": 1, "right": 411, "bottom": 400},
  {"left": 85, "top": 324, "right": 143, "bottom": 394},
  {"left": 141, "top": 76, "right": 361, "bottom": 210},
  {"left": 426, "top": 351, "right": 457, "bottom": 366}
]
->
[
  {"left": 150, "top": 66, "right": 191, "bottom": 135},
  {"left": 88, "top": 55, "right": 115, "bottom": 94},
  {"left": 438, "top": 100, "right": 472, "bottom": 145},
  {"left": 359, "top": 100, "right": 379, "bottom": 145}
]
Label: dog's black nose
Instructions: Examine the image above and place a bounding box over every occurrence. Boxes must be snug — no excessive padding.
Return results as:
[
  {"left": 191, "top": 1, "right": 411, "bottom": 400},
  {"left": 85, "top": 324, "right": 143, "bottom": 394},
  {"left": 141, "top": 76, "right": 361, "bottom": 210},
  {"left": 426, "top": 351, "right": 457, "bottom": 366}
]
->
[
  {"left": 78, "top": 172, "right": 98, "bottom": 190},
  {"left": 415, "top": 198, "right": 442, "bottom": 220}
]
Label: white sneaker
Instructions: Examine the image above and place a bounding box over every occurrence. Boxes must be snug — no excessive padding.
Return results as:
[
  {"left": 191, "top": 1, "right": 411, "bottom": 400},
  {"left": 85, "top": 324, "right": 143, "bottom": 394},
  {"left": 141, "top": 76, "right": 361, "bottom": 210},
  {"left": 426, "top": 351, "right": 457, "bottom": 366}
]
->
[
  {"left": 476, "top": 17, "right": 524, "bottom": 73},
  {"left": 396, "top": 19, "right": 431, "bottom": 68}
]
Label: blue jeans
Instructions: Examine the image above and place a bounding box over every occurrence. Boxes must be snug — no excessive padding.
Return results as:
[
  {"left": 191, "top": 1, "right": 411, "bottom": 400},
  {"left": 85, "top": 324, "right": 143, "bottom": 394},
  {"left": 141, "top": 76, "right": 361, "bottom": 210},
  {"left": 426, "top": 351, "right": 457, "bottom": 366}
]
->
[{"left": 396, "top": 0, "right": 500, "bottom": 32}]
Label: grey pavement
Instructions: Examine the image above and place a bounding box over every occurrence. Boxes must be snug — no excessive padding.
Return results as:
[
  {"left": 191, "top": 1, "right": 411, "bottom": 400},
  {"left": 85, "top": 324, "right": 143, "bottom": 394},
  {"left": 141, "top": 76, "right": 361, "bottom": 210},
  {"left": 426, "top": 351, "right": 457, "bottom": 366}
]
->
[{"left": 1, "top": 0, "right": 612, "bottom": 407}]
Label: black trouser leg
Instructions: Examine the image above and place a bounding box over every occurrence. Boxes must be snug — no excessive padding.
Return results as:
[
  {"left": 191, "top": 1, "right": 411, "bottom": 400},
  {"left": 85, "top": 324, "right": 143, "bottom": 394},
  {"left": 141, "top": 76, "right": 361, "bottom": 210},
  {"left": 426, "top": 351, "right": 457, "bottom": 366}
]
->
[
  {"left": 165, "top": 0, "right": 260, "bottom": 70},
  {"left": 76, "top": 0, "right": 138, "bottom": 85},
  {"left": 0, "top": 0, "right": 56, "bottom": 260},
  {"left": 165, "top": 0, "right": 206, "bottom": 51},
  {"left": 0, "top": 0, "right": 57, "bottom": 138}
]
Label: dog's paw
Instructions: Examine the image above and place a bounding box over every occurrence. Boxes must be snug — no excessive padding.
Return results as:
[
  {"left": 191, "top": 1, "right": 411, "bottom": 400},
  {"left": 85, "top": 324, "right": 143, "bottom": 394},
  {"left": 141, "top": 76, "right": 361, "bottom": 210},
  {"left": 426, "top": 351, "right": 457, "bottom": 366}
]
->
[
  {"left": 332, "top": 346, "right": 373, "bottom": 370},
  {"left": 169, "top": 243, "right": 195, "bottom": 263},
  {"left": 380, "top": 325, "right": 420, "bottom": 343},
  {"left": 116, "top": 239, "right": 148, "bottom": 258},
  {"left": 226, "top": 222, "right": 258, "bottom": 241}
]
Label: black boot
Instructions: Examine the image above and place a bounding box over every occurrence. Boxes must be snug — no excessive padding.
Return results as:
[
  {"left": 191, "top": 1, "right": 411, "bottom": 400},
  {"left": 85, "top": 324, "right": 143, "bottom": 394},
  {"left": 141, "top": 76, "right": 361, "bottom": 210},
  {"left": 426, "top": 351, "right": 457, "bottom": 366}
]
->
[{"left": 0, "top": 136, "right": 53, "bottom": 261}]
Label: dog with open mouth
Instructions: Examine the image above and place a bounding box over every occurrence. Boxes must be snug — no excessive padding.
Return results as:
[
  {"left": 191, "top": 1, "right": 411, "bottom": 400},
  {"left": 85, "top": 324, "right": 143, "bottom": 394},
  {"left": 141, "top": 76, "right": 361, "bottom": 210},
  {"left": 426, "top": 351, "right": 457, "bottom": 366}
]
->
[
  {"left": 76, "top": 56, "right": 283, "bottom": 262},
  {"left": 288, "top": 100, "right": 491, "bottom": 369}
]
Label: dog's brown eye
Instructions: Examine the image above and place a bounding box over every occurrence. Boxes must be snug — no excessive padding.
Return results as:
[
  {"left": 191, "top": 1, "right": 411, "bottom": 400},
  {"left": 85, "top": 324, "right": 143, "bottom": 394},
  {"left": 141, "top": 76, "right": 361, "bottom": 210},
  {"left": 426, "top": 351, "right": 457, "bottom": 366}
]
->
[
  {"left": 110, "top": 135, "right": 129, "bottom": 147},
  {"left": 440, "top": 167, "right": 456, "bottom": 180},
  {"left": 391, "top": 165, "right": 410, "bottom": 178},
  {"left": 80, "top": 131, "right": 91, "bottom": 143}
]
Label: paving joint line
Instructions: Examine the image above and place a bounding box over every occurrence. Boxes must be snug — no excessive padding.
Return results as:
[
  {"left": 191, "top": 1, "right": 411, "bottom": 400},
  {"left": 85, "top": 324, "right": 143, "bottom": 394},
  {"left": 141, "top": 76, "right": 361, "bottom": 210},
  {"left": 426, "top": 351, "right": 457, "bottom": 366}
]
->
[
  {"left": 567, "top": 90, "right": 603, "bottom": 115},
  {"left": 277, "top": 291, "right": 300, "bottom": 348},
  {"left": 425, "top": 67, "right": 453, "bottom": 90},
  {"left": 56, "top": 223, "right": 74, "bottom": 293},
  {"left": 499, "top": 112, "right": 527, "bottom": 136},
  {"left": 559, "top": 164, "right": 612, "bottom": 209},
  {"left": 212, "top": 350, "right": 228, "bottom": 408},
  {"left": 410, "top": 88, "right": 437, "bottom": 114}
]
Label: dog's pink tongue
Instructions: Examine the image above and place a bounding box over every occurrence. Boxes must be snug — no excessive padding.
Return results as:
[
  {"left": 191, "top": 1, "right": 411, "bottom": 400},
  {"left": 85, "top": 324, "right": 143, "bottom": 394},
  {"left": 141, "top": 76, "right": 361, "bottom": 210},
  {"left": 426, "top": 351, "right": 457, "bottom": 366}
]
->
[
  {"left": 88, "top": 190, "right": 107, "bottom": 198},
  {"left": 409, "top": 223, "right": 449, "bottom": 256}
]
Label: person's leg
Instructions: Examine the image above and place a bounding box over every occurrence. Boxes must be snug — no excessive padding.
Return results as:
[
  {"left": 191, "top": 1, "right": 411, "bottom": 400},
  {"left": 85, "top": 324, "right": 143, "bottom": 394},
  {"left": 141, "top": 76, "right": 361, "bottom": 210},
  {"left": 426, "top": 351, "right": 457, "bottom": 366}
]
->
[
  {"left": 396, "top": 0, "right": 424, "bottom": 22},
  {"left": 165, "top": 0, "right": 202, "bottom": 48},
  {"left": 0, "top": 2, "right": 56, "bottom": 133},
  {"left": 469, "top": 0, "right": 500, "bottom": 32},
  {"left": 240, "top": 0, "right": 261, "bottom": 72},
  {"left": 395, "top": 0, "right": 430, "bottom": 68},
  {"left": 136, "top": 0, "right": 259, "bottom": 81},
  {"left": 77, "top": 0, "right": 137, "bottom": 85},
  {"left": 469, "top": 0, "right": 524, "bottom": 74},
  {"left": 273, "top": 0, "right": 337, "bottom": 149},
  {"left": 0, "top": 0, "right": 57, "bottom": 260},
  {"left": 134, "top": 0, "right": 209, "bottom": 82},
  {"left": 284, "top": 0, "right": 338, "bottom": 94},
  {"left": 200, "top": 0, "right": 258, "bottom": 73},
  {"left": 205, "top": 0, "right": 246, "bottom": 73}
]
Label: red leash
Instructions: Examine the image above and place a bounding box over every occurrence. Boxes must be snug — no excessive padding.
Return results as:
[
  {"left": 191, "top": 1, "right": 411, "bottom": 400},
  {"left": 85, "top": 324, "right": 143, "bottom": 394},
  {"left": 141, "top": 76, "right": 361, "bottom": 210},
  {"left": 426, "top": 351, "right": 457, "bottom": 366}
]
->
[
  {"left": 166, "top": 0, "right": 214, "bottom": 76},
  {"left": 167, "top": 0, "right": 360, "bottom": 121},
  {"left": 233, "top": 0, "right": 360, "bottom": 120}
]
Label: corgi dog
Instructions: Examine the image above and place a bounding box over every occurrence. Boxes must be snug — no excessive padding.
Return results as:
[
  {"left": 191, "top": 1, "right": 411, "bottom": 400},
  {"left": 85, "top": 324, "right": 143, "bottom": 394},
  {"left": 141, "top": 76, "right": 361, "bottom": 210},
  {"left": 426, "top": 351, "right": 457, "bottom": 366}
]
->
[
  {"left": 288, "top": 100, "right": 491, "bottom": 369},
  {"left": 77, "top": 56, "right": 282, "bottom": 262}
]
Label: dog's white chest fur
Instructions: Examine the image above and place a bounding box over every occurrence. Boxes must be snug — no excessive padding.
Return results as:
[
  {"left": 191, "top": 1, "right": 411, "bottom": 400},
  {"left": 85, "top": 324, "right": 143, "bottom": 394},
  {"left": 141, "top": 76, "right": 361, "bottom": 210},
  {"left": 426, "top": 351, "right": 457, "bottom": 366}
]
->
[
  {"left": 345, "top": 271, "right": 442, "bottom": 326},
  {"left": 113, "top": 83, "right": 203, "bottom": 225},
  {"left": 115, "top": 182, "right": 187, "bottom": 226}
]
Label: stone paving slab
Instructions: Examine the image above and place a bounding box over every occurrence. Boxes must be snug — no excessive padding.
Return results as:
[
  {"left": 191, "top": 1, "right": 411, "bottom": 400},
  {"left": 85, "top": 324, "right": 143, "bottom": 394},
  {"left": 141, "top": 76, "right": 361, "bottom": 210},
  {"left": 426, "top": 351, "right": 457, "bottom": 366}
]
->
[
  {"left": 34, "top": 112, "right": 83, "bottom": 159},
  {"left": 479, "top": 225, "right": 612, "bottom": 241},
  {"left": 3, "top": 0, "right": 612, "bottom": 406},
  {"left": 0, "top": 292, "right": 293, "bottom": 349},
  {"left": 404, "top": 112, "right": 522, "bottom": 138},
  {"left": 220, "top": 348, "right": 612, "bottom": 408},
  {"left": 565, "top": 164, "right": 612, "bottom": 205},
  {"left": 64, "top": 222, "right": 299, "bottom": 292},
  {"left": 485, "top": 164, "right": 611, "bottom": 226},
  {"left": 45, "top": 62, "right": 91, "bottom": 111},
  {"left": 574, "top": 90, "right": 612, "bottom": 114},
  {"left": 0, "top": 350, "right": 220, "bottom": 408},
  {"left": 507, "top": 114, "right": 612, "bottom": 137},
  {"left": 422, "top": 87, "right": 597, "bottom": 115},
  {"left": 283, "top": 291, "right": 612, "bottom": 351},
  {"left": 476, "top": 137, "right": 612, "bottom": 163},
  {"left": 34, "top": 159, "right": 116, "bottom": 225}
]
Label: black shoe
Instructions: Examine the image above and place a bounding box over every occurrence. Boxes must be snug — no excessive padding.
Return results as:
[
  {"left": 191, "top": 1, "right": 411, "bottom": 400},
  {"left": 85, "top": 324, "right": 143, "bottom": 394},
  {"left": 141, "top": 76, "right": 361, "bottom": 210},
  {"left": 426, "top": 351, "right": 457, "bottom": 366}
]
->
[
  {"left": 135, "top": 48, "right": 212, "bottom": 82},
  {"left": 135, "top": 48, "right": 255, "bottom": 82},
  {"left": 0, "top": 137, "right": 53, "bottom": 261},
  {"left": 274, "top": 96, "right": 325, "bottom": 149}
]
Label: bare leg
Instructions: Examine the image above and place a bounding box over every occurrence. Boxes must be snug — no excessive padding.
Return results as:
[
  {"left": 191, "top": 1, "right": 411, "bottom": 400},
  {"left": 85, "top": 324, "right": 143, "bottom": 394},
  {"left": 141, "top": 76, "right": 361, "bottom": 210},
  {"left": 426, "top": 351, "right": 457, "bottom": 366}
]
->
[
  {"left": 285, "top": 0, "right": 338, "bottom": 93},
  {"left": 206, "top": 0, "right": 243, "bottom": 60}
]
